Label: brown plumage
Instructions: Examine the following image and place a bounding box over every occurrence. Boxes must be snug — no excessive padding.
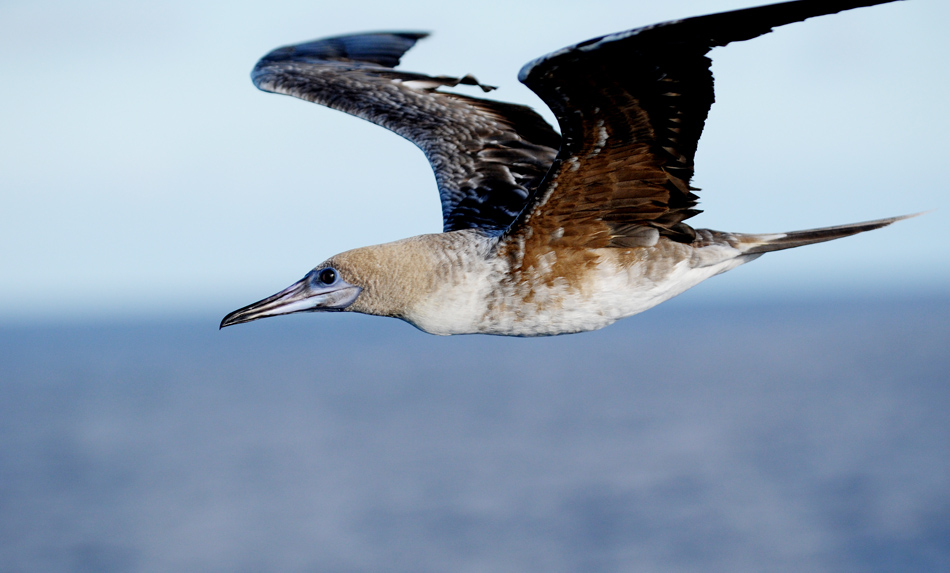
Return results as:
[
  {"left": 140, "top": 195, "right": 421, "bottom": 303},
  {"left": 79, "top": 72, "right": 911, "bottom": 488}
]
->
[{"left": 221, "top": 0, "right": 916, "bottom": 336}]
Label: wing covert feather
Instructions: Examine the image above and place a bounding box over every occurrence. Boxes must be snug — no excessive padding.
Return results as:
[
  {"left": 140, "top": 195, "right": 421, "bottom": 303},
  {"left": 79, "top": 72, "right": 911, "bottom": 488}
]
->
[{"left": 251, "top": 32, "right": 560, "bottom": 232}]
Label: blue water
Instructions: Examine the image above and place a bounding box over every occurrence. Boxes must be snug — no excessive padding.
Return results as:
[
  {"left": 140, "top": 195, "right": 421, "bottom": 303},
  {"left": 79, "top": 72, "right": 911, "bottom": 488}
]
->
[{"left": 2, "top": 297, "right": 949, "bottom": 572}]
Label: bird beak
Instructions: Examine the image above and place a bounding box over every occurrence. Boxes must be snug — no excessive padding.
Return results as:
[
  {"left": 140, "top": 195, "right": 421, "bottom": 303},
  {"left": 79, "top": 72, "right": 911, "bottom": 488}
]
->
[{"left": 220, "top": 272, "right": 361, "bottom": 328}]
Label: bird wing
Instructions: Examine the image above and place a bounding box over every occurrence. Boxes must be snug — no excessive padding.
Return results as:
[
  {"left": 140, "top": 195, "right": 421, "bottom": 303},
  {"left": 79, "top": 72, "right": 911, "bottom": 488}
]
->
[
  {"left": 503, "top": 0, "right": 899, "bottom": 250},
  {"left": 251, "top": 32, "right": 561, "bottom": 232}
]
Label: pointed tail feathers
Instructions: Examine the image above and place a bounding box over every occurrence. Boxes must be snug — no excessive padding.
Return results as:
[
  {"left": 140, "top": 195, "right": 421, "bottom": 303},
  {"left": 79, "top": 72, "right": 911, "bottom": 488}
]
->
[{"left": 736, "top": 213, "right": 922, "bottom": 255}]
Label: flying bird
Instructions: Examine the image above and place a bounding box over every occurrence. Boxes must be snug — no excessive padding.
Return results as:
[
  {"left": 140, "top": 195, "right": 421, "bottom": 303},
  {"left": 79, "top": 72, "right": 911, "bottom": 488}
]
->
[{"left": 222, "top": 0, "right": 914, "bottom": 336}]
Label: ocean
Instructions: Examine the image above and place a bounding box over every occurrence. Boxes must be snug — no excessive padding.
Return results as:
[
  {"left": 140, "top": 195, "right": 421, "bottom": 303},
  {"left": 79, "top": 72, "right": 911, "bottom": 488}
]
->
[{"left": 2, "top": 296, "right": 948, "bottom": 572}]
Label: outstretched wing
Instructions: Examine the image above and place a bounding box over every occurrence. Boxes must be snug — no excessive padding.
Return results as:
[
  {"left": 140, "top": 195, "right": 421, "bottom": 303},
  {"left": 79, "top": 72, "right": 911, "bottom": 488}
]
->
[
  {"left": 252, "top": 32, "right": 560, "bottom": 232},
  {"left": 505, "top": 0, "right": 900, "bottom": 249}
]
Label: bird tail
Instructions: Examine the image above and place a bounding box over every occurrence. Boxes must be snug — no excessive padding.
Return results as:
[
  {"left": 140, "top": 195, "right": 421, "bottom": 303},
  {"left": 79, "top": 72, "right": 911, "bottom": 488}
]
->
[{"left": 734, "top": 213, "right": 922, "bottom": 255}]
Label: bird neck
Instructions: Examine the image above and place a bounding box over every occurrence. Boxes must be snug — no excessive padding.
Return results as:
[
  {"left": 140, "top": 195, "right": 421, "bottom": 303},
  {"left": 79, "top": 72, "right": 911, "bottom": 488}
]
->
[{"left": 334, "top": 230, "right": 497, "bottom": 321}]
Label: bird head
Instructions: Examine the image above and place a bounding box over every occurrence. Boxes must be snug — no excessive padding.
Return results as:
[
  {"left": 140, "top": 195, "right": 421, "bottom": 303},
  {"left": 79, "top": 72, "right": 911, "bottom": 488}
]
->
[{"left": 219, "top": 237, "right": 439, "bottom": 329}]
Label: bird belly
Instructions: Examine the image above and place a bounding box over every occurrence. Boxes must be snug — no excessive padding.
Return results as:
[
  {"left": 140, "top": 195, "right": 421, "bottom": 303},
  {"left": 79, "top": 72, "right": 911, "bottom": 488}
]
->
[{"left": 474, "top": 243, "right": 751, "bottom": 336}]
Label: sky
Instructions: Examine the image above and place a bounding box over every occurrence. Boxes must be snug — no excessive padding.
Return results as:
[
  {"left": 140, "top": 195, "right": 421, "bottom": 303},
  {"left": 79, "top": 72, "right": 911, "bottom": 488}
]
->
[{"left": 1, "top": 0, "right": 948, "bottom": 322}]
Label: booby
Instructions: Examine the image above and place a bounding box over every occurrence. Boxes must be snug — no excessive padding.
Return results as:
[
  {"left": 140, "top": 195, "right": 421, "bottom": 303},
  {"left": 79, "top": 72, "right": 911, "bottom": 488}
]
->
[{"left": 221, "top": 0, "right": 915, "bottom": 336}]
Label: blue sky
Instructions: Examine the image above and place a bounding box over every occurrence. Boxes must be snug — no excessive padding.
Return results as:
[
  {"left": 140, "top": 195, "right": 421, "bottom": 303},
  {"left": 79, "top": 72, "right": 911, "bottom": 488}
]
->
[{"left": 1, "top": 0, "right": 947, "bottom": 322}]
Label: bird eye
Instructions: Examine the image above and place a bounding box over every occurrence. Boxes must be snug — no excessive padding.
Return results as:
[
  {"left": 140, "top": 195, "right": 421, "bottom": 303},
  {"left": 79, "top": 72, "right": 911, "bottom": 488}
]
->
[{"left": 318, "top": 268, "right": 337, "bottom": 285}]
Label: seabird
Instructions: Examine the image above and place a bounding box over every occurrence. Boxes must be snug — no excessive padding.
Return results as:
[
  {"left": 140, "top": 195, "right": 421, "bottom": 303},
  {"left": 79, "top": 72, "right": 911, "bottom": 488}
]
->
[{"left": 222, "top": 0, "right": 915, "bottom": 337}]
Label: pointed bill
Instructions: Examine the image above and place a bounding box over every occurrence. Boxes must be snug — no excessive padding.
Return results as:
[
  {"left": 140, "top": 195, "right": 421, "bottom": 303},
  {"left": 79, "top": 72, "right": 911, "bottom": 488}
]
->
[{"left": 220, "top": 272, "right": 361, "bottom": 328}]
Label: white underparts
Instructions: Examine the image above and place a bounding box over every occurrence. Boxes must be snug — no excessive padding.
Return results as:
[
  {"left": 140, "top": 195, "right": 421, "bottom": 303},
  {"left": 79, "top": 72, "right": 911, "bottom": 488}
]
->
[{"left": 397, "top": 232, "right": 753, "bottom": 336}]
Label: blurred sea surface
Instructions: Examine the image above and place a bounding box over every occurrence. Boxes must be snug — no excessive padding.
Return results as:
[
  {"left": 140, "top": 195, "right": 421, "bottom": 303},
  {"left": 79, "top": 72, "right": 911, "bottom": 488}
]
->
[{"left": 1, "top": 296, "right": 949, "bottom": 572}]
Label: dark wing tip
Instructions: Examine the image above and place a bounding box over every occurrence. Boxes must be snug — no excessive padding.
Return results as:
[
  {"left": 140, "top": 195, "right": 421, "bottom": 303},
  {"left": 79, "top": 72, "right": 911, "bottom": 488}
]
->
[
  {"left": 257, "top": 31, "right": 430, "bottom": 69},
  {"left": 519, "top": 0, "right": 903, "bottom": 86}
]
